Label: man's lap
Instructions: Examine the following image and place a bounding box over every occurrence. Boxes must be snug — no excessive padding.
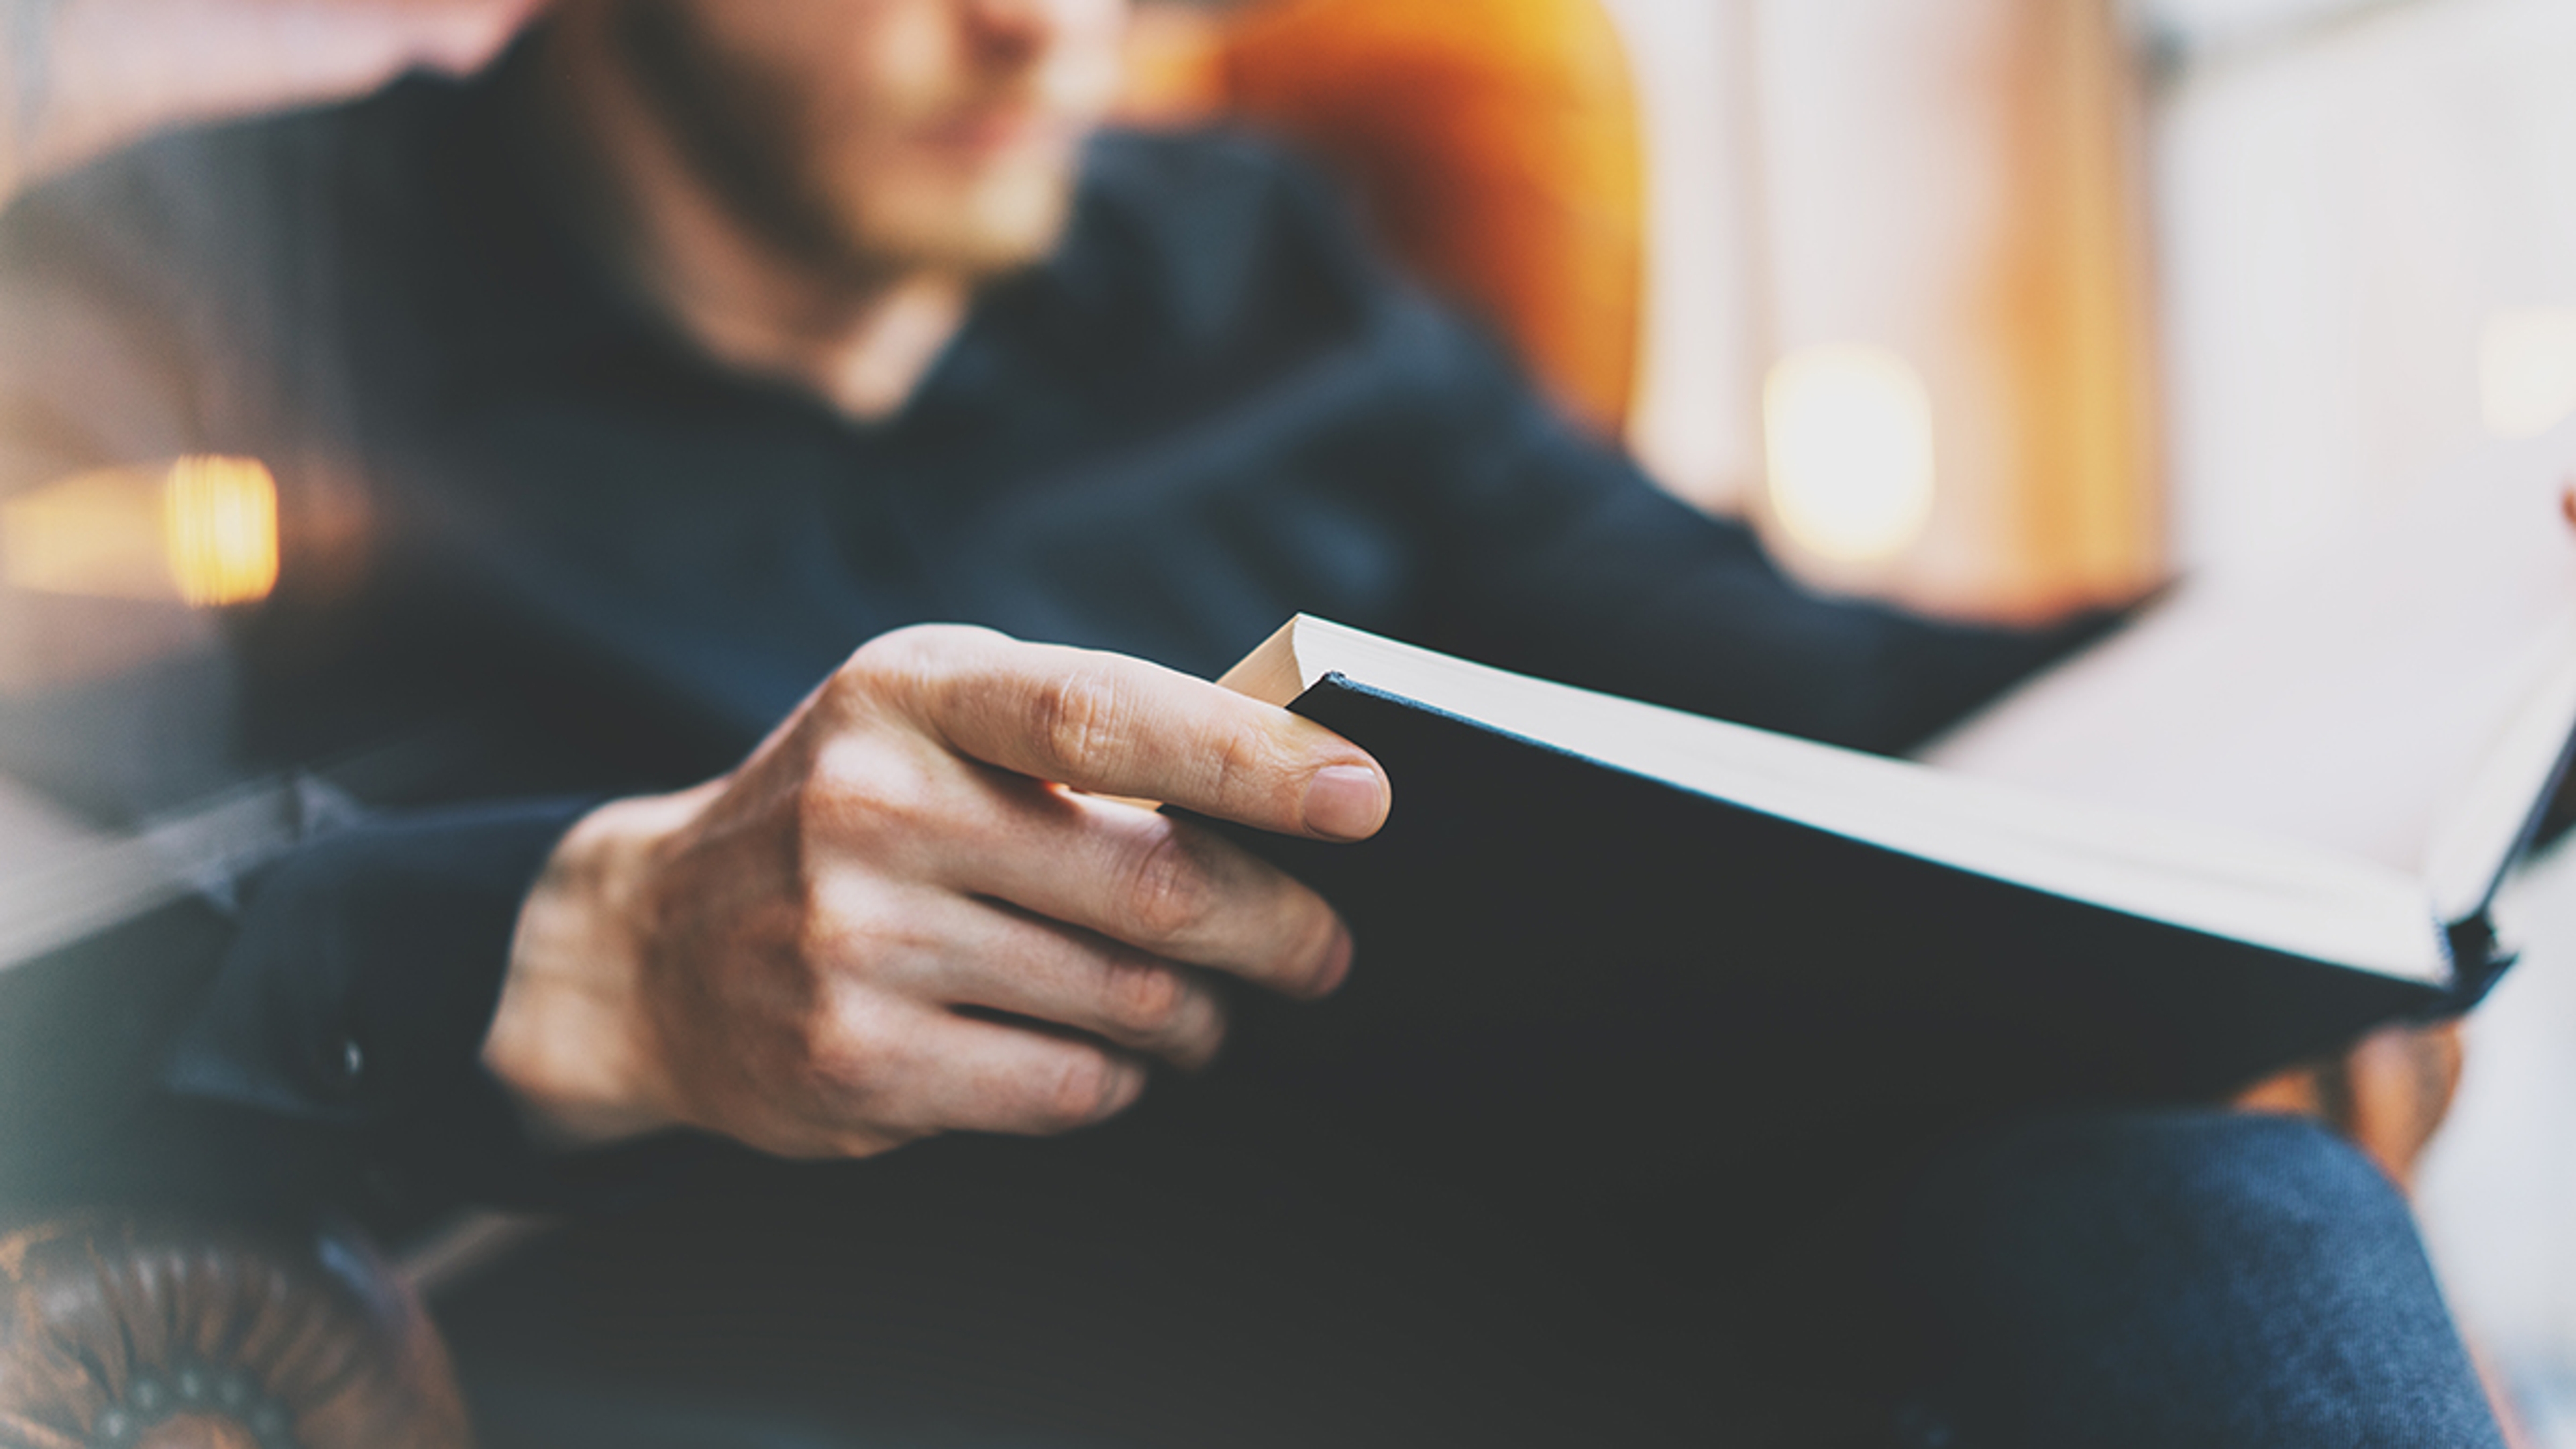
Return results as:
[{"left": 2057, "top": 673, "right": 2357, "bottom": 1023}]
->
[
  {"left": 440, "top": 1085, "right": 1729, "bottom": 1448},
  {"left": 433, "top": 1097, "right": 2503, "bottom": 1448},
  {"left": 1890, "top": 1108, "right": 2504, "bottom": 1448}
]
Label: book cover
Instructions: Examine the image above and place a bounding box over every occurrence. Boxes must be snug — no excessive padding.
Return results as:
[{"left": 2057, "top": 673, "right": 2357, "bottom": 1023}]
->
[{"left": 1195, "top": 616, "right": 2564, "bottom": 1201}]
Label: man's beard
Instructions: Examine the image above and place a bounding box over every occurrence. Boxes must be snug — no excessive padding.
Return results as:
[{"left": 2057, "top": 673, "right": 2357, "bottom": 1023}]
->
[{"left": 607, "top": 1, "right": 1074, "bottom": 282}]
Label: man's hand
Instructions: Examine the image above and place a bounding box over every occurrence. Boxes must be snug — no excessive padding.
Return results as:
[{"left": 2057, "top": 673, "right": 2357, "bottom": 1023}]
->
[{"left": 482, "top": 625, "right": 1391, "bottom": 1159}]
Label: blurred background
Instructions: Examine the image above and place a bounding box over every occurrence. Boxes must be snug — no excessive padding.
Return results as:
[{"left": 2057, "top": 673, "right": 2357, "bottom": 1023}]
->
[
  {"left": 1619, "top": 0, "right": 2576, "bottom": 1430},
  {"left": 9, "top": 0, "right": 2576, "bottom": 1436},
  {"left": 1575, "top": 4, "right": 2576, "bottom": 1419},
  {"left": 1572, "top": 4, "right": 2576, "bottom": 1431},
  {"left": 1397, "top": 0, "right": 2576, "bottom": 612},
  {"left": 1126, "top": 0, "right": 2576, "bottom": 619}
]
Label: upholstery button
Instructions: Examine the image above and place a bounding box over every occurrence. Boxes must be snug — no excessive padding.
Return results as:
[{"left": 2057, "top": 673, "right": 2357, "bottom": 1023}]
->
[{"left": 323, "top": 1034, "right": 366, "bottom": 1100}]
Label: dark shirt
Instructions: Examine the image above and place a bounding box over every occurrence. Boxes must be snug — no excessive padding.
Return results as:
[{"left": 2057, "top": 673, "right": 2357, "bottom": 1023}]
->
[{"left": 0, "top": 59, "right": 2100, "bottom": 1210}]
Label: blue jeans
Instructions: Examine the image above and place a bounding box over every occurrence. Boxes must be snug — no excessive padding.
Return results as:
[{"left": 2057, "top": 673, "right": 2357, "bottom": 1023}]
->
[
  {"left": 1890, "top": 1109, "right": 2504, "bottom": 1448},
  {"left": 439, "top": 1103, "right": 2504, "bottom": 1448}
]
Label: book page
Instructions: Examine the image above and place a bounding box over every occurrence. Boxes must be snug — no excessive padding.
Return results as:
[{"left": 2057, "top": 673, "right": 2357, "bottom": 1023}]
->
[
  {"left": 1266, "top": 614, "right": 2447, "bottom": 980},
  {"left": 1923, "top": 440, "right": 2576, "bottom": 882},
  {"left": 2421, "top": 639, "right": 2576, "bottom": 922}
]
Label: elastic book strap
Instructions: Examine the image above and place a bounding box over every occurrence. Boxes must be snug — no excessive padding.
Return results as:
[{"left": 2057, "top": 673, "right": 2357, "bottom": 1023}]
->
[{"left": 2441, "top": 912, "right": 2515, "bottom": 1014}]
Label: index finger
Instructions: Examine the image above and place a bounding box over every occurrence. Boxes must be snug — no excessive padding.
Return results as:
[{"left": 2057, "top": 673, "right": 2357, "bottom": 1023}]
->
[{"left": 865, "top": 627, "right": 1391, "bottom": 841}]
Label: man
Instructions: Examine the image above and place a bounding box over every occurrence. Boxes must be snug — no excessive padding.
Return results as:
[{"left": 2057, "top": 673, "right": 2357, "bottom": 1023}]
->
[{"left": 0, "top": 1, "right": 2520, "bottom": 1444}]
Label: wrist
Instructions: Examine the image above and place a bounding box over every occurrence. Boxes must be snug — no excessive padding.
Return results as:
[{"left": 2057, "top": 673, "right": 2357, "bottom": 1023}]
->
[{"left": 482, "top": 786, "right": 705, "bottom": 1148}]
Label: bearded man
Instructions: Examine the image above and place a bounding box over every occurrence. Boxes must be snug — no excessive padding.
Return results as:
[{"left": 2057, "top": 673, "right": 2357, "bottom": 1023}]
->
[{"left": 0, "top": 3, "right": 2519, "bottom": 1446}]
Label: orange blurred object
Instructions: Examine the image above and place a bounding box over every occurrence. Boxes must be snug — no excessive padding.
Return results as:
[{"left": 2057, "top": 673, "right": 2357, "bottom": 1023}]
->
[
  {"left": 1114, "top": 4, "right": 1232, "bottom": 122},
  {"left": 164, "top": 455, "right": 282, "bottom": 606},
  {"left": 1121, "top": 0, "right": 1646, "bottom": 435},
  {"left": 1, "top": 455, "right": 278, "bottom": 607},
  {"left": 2233, "top": 1018, "right": 2465, "bottom": 1190}
]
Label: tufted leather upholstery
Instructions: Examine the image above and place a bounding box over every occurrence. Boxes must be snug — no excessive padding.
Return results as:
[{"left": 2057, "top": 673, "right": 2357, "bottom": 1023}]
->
[
  {"left": 0, "top": 1215, "right": 469, "bottom": 1449},
  {"left": 1120, "top": 0, "right": 1646, "bottom": 435}
]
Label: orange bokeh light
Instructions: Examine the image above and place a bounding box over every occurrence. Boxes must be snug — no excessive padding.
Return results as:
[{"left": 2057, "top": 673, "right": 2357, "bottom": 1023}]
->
[
  {"left": 1, "top": 455, "right": 278, "bottom": 606},
  {"left": 164, "top": 455, "right": 279, "bottom": 606}
]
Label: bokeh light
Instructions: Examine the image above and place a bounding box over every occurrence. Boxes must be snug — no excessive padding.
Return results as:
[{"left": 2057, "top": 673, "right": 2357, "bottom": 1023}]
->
[
  {"left": 1762, "top": 344, "right": 1936, "bottom": 563},
  {"left": 164, "top": 455, "right": 280, "bottom": 606},
  {"left": 1, "top": 456, "right": 278, "bottom": 606}
]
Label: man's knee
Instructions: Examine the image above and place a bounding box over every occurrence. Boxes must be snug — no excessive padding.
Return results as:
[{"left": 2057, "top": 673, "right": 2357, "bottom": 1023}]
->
[
  {"left": 1918, "top": 1106, "right": 2413, "bottom": 1260},
  {"left": 1890, "top": 1107, "right": 2502, "bottom": 1449}
]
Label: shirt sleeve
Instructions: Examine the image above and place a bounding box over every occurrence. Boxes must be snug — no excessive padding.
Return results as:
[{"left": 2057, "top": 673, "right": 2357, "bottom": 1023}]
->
[
  {"left": 1397, "top": 303, "right": 2125, "bottom": 756},
  {"left": 154, "top": 800, "right": 592, "bottom": 1194},
  {"left": 0, "top": 132, "right": 640, "bottom": 1214}
]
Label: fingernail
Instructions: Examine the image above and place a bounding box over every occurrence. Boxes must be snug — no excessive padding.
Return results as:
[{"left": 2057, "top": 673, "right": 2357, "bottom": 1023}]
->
[{"left": 1302, "top": 764, "right": 1387, "bottom": 841}]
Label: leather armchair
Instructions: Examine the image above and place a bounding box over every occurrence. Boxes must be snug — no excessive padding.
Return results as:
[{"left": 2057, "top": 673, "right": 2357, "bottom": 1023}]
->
[
  {"left": 0, "top": 2, "right": 2469, "bottom": 1442},
  {"left": 0, "top": 1214, "right": 469, "bottom": 1449}
]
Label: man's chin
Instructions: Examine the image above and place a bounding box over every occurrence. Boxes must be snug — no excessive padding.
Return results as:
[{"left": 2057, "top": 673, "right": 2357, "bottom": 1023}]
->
[{"left": 861, "top": 174, "right": 1078, "bottom": 280}]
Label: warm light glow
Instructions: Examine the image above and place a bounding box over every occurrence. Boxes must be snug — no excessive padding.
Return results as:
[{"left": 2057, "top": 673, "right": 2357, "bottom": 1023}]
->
[
  {"left": 1, "top": 455, "right": 278, "bottom": 606},
  {"left": 2481, "top": 309, "right": 2576, "bottom": 439},
  {"left": 1763, "top": 345, "right": 1937, "bottom": 562},
  {"left": 164, "top": 455, "right": 279, "bottom": 606},
  {"left": 2, "top": 464, "right": 169, "bottom": 598}
]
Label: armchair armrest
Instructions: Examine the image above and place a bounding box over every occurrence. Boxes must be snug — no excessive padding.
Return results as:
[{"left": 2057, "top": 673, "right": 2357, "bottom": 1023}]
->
[{"left": 0, "top": 1212, "right": 469, "bottom": 1448}]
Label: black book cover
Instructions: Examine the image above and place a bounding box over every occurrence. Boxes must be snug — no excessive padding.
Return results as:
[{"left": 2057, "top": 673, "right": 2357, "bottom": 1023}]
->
[{"left": 1199, "top": 675, "right": 2451, "bottom": 1208}]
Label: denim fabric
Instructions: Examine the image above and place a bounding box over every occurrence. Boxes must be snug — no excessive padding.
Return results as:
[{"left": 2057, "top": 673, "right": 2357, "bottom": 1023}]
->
[
  {"left": 1892, "top": 1109, "right": 2505, "bottom": 1449},
  {"left": 436, "top": 1104, "right": 2504, "bottom": 1448}
]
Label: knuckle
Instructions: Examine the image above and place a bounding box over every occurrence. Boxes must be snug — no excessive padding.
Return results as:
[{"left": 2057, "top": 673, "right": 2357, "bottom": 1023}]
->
[
  {"left": 794, "top": 1000, "right": 887, "bottom": 1099},
  {"left": 1028, "top": 667, "right": 1126, "bottom": 779},
  {"left": 794, "top": 892, "right": 940, "bottom": 1012},
  {"left": 800, "top": 741, "right": 942, "bottom": 851},
  {"left": 824, "top": 640, "right": 903, "bottom": 713},
  {"left": 845, "top": 623, "right": 945, "bottom": 681},
  {"left": 790, "top": 890, "right": 855, "bottom": 968},
  {"left": 835, "top": 624, "right": 984, "bottom": 712},
  {"left": 1288, "top": 907, "right": 1351, "bottom": 997},
  {"left": 1102, "top": 959, "right": 1189, "bottom": 1038},
  {"left": 1199, "top": 724, "right": 1275, "bottom": 810},
  {"left": 1113, "top": 824, "right": 1217, "bottom": 946},
  {"left": 799, "top": 743, "right": 867, "bottom": 819},
  {"left": 1032, "top": 1049, "right": 1130, "bottom": 1131}
]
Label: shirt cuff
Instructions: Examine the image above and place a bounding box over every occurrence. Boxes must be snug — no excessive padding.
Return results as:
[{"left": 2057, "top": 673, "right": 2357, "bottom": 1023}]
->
[{"left": 161, "top": 798, "right": 592, "bottom": 1132}]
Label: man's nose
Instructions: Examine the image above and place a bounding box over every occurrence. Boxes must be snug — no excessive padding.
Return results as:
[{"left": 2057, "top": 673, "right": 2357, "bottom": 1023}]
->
[{"left": 962, "top": 0, "right": 1115, "bottom": 57}]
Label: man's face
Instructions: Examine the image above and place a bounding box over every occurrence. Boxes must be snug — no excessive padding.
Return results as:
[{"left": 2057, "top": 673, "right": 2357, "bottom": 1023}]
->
[{"left": 611, "top": 0, "right": 1130, "bottom": 280}]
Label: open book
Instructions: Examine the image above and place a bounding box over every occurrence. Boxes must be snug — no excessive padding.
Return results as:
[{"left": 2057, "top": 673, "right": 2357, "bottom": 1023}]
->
[
  {"left": 1212, "top": 600, "right": 2576, "bottom": 1130},
  {"left": 1232, "top": 613, "right": 2575, "bottom": 1001}
]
